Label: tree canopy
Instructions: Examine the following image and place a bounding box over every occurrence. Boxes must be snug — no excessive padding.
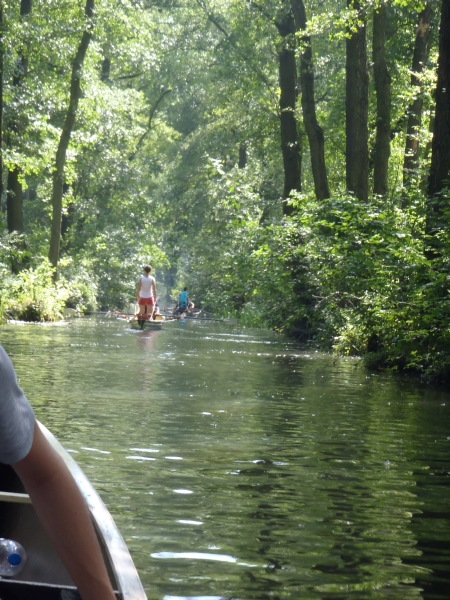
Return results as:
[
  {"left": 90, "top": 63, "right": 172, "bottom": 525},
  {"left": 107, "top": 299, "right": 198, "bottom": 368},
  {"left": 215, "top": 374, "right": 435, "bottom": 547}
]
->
[{"left": 0, "top": 0, "right": 449, "bottom": 380}]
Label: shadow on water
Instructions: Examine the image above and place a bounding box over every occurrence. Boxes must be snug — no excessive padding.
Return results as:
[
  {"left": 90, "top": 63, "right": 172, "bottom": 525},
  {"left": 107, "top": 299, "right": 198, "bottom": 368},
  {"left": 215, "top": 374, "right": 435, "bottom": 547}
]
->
[{"left": 1, "top": 317, "right": 450, "bottom": 599}]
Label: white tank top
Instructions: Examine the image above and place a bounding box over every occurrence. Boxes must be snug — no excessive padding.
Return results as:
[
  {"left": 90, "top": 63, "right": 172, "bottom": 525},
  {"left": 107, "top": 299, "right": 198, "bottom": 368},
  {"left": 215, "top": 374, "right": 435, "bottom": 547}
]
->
[{"left": 140, "top": 275, "right": 154, "bottom": 298}]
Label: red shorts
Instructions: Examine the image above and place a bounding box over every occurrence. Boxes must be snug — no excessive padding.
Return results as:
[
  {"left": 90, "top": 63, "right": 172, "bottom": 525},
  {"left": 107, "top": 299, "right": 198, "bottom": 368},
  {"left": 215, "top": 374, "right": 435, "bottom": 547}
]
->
[{"left": 138, "top": 297, "right": 155, "bottom": 306}]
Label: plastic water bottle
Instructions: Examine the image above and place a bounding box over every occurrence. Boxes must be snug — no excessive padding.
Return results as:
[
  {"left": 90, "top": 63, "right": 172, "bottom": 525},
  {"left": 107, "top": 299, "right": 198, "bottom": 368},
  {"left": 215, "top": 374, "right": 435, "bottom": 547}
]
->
[{"left": 0, "top": 539, "right": 26, "bottom": 576}]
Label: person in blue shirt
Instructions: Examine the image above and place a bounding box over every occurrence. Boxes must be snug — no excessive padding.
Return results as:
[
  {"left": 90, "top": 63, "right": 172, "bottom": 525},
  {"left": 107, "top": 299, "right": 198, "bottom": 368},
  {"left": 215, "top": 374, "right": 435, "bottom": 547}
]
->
[
  {"left": 179, "top": 288, "right": 189, "bottom": 310},
  {"left": 174, "top": 287, "right": 195, "bottom": 316}
]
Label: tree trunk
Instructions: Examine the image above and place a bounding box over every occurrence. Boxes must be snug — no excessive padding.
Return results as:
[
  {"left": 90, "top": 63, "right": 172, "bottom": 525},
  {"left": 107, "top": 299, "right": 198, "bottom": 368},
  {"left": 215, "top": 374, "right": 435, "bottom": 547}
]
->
[
  {"left": 6, "top": 171, "right": 24, "bottom": 232},
  {"left": 291, "top": 0, "right": 329, "bottom": 200},
  {"left": 403, "top": 4, "right": 432, "bottom": 186},
  {"left": 372, "top": 4, "right": 391, "bottom": 196},
  {"left": 6, "top": 168, "right": 23, "bottom": 232},
  {"left": 276, "top": 12, "right": 301, "bottom": 216},
  {"left": 60, "top": 183, "right": 72, "bottom": 238},
  {"left": 428, "top": 0, "right": 450, "bottom": 199},
  {"left": 238, "top": 142, "right": 247, "bottom": 168},
  {"left": 101, "top": 57, "right": 110, "bottom": 82},
  {"left": 48, "top": 0, "right": 94, "bottom": 274},
  {"left": 0, "top": 2, "right": 4, "bottom": 210},
  {"left": 346, "top": 0, "right": 369, "bottom": 201},
  {"left": 6, "top": 0, "right": 32, "bottom": 232}
]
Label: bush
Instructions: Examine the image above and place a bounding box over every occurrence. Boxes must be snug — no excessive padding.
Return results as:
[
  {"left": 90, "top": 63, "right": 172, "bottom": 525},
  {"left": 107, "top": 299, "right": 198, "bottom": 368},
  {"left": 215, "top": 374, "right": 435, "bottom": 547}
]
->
[
  {"left": 58, "top": 257, "right": 99, "bottom": 312},
  {"left": 1, "top": 260, "right": 69, "bottom": 322},
  {"left": 267, "top": 190, "right": 450, "bottom": 380}
]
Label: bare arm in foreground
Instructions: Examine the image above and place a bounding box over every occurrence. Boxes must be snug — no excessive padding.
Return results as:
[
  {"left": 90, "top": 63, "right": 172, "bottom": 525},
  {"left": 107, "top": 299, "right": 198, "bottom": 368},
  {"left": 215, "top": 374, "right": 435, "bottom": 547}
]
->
[{"left": 13, "top": 422, "right": 117, "bottom": 600}]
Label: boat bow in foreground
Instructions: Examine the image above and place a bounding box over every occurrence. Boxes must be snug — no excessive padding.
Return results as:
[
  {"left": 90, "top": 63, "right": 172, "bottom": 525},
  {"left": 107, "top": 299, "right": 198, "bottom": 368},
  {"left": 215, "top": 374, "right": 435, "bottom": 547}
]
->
[{"left": 0, "top": 422, "right": 147, "bottom": 600}]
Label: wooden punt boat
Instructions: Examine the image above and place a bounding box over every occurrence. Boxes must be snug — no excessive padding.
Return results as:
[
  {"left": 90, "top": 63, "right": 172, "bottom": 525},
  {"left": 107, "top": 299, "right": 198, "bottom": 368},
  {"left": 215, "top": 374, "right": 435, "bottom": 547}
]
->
[
  {"left": 128, "top": 316, "right": 177, "bottom": 330},
  {"left": 0, "top": 423, "right": 147, "bottom": 600}
]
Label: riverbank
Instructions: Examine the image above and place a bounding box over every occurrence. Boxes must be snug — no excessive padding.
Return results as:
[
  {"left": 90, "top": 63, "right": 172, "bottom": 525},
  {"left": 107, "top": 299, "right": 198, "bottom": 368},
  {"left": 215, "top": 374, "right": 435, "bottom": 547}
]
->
[{"left": 288, "top": 319, "right": 450, "bottom": 385}]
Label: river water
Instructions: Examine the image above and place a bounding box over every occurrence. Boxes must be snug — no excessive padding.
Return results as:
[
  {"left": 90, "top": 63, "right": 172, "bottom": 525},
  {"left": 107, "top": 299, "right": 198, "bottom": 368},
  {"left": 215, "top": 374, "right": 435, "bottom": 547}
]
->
[{"left": 1, "top": 317, "right": 450, "bottom": 600}]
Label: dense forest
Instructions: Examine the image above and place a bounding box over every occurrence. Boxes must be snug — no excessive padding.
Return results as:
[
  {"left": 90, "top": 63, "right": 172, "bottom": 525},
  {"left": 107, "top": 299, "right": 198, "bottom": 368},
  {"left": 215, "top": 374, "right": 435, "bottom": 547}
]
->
[{"left": 0, "top": 0, "right": 449, "bottom": 380}]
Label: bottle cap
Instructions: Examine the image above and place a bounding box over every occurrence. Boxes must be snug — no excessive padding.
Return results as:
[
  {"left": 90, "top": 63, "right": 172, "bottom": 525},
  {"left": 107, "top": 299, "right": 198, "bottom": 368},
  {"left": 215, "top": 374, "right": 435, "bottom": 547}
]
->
[{"left": 7, "top": 553, "right": 22, "bottom": 566}]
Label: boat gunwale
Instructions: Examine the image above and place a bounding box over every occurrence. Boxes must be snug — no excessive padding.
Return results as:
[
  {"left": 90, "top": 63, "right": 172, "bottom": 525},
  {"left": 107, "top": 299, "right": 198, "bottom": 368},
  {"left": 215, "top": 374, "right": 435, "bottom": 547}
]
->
[{"left": 38, "top": 422, "right": 147, "bottom": 600}]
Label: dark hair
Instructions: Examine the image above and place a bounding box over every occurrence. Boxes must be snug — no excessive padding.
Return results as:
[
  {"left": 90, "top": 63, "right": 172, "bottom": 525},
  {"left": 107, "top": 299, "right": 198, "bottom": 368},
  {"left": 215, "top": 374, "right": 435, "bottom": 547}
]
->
[
  {"left": 144, "top": 265, "right": 152, "bottom": 273},
  {"left": 184, "top": 286, "right": 188, "bottom": 291}
]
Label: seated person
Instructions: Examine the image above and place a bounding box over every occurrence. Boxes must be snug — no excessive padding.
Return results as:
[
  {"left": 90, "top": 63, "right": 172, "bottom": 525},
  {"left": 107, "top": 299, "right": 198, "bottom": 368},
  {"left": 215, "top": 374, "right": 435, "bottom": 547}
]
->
[
  {"left": 152, "top": 300, "right": 164, "bottom": 321},
  {"left": 178, "top": 287, "right": 189, "bottom": 311},
  {"left": 174, "top": 287, "right": 195, "bottom": 315}
]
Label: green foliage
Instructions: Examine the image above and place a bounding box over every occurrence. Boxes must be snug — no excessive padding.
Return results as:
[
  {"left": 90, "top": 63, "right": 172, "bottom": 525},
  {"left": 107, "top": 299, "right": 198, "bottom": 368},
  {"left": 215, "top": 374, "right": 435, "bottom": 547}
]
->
[
  {"left": 166, "top": 156, "right": 279, "bottom": 316},
  {"left": 267, "top": 190, "right": 450, "bottom": 380},
  {"left": 1, "top": 0, "right": 448, "bottom": 383},
  {"left": 0, "top": 260, "right": 68, "bottom": 322},
  {"left": 58, "top": 257, "right": 99, "bottom": 312},
  {"left": 0, "top": 233, "right": 99, "bottom": 321},
  {"left": 78, "top": 227, "right": 168, "bottom": 310}
]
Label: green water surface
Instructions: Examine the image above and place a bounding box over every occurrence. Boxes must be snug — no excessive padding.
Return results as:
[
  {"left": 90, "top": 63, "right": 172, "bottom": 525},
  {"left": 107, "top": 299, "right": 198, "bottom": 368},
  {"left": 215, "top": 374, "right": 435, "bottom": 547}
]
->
[{"left": 1, "top": 318, "right": 449, "bottom": 600}]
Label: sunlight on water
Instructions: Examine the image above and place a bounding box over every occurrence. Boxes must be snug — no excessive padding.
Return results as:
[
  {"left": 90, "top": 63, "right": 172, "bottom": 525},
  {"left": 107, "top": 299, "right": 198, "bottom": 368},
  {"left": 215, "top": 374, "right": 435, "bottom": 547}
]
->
[
  {"left": 1, "top": 317, "right": 450, "bottom": 600},
  {"left": 152, "top": 552, "right": 237, "bottom": 563},
  {"left": 162, "top": 596, "right": 226, "bottom": 600}
]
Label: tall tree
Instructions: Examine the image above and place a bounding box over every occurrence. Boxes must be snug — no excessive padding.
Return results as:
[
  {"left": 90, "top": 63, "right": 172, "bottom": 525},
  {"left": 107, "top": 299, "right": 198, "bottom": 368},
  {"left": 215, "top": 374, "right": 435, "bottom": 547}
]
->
[
  {"left": 48, "top": 0, "right": 94, "bottom": 274},
  {"left": 428, "top": 0, "right": 450, "bottom": 199},
  {"left": 403, "top": 3, "right": 433, "bottom": 186},
  {"left": 238, "top": 142, "right": 247, "bottom": 169},
  {"left": 372, "top": 3, "right": 391, "bottom": 196},
  {"left": 346, "top": 0, "right": 369, "bottom": 201},
  {"left": 6, "top": 0, "right": 32, "bottom": 233},
  {"left": 0, "top": 1, "right": 3, "bottom": 210},
  {"left": 276, "top": 10, "right": 301, "bottom": 214},
  {"left": 291, "top": 0, "right": 329, "bottom": 200}
]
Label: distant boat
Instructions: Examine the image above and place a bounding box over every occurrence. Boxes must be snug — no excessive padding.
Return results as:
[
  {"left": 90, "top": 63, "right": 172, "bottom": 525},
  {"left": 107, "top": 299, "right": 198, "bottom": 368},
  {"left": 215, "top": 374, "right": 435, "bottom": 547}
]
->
[
  {"left": 163, "top": 309, "right": 238, "bottom": 324},
  {"left": 116, "top": 312, "right": 238, "bottom": 328},
  {"left": 0, "top": 422, "right": 147, "bottom": 600}
]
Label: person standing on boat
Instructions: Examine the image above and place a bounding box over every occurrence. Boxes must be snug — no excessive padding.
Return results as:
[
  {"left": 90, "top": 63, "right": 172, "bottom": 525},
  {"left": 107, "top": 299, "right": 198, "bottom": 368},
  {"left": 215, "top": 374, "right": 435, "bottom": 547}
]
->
[
  {"left": 136, "top": 265, "right": 157, "bottom": 320},
  {"left": 0, "top": 345, "right": 117, "bottom": 600}
]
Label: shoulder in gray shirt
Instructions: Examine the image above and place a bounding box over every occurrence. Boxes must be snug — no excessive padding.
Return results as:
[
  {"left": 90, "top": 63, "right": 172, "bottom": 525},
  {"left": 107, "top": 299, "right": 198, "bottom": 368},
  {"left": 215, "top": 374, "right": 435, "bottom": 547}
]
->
[{"left": 0, "top": 345, "right": 35, "bottom": 464}]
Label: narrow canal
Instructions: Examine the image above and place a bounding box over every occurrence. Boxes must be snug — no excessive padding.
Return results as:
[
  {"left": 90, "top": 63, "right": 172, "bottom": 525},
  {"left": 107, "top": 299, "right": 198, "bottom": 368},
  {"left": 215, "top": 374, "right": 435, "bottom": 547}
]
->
[{"left": 1, "top": 318, "right": 450, "bottom": 600}]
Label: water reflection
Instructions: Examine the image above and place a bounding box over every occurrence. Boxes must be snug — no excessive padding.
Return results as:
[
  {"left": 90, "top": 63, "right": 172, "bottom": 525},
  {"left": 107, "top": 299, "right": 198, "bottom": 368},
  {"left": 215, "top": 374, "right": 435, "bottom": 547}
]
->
[
  {"left": 152, "top": 553, "right": 238, "bottom": 563},
  {"left": 1, "top": 318, "right": 450, "bottom": 599}
]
